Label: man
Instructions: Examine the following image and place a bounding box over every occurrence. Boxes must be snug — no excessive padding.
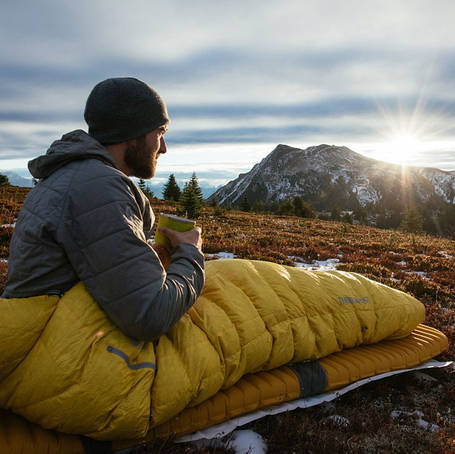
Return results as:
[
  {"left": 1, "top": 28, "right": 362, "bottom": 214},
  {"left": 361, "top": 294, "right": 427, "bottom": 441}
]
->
[{"left": 3, "top": 77, "right": 205, "bottom": 341}]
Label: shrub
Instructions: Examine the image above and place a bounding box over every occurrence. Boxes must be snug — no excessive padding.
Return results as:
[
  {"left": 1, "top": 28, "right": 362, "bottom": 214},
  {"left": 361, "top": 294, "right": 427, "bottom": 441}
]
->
[{"left": 337, "top": 262, "right": 390, "bottom": 278}]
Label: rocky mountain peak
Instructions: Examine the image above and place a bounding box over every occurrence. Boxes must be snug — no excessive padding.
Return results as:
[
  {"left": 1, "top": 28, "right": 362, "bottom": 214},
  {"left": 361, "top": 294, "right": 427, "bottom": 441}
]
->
[{"left": 211, "top": 143, "right": 455, "bottom": 210}]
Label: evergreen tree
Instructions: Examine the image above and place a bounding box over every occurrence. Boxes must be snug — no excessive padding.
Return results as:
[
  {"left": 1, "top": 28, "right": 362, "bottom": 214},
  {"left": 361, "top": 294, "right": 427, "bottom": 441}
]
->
[
  {"left": 441, "top": 204, "right": 455, "bottom": 238},
  {"left": 137, "top": 178, "right": 154, "bottom": 199},
  {"left": 399, "top": 207, "right": 424, "bottom": 234},
  {"left": 279, "top": 198, "right": 294, "bottom": 215},
  {"left": 305, "top": 201, "right": 316, "bottom": 218},
  {"left": 252, "top": 200, "right": 266, "bottom": 213},
  {"left": 293, "top": 197, "right": 315, "bottom": 218},
  {"left": 210, "top": 198, "right": 226, "bottom": 216},
  {"left": 179, "top": 174, "right": 204, "bottom": 218},
  {"left": 376, "top": 211, "right": 388, "bottom": 229},
  {"left": 188, "top": 172, "right": 204, "bottom": 203},
  {"left": 162, "top": 174, "right": 181, "bottom": 201},
  {"left": 179, "top": 184, "right": 203, "bottom": 218},
  {"left": 0, "top": 174, "right": 9, "bottom": 186},
  {"left": 143, "top": 186, "right": 154, "bottom": 199},
  {"left": 293, "top": 196, "right": 304, "bottom": 216},
  {"left": 239, "top": 194, "right": 250, "bottom": 211},
  {"left": 331, "top": 206, "right": 341, "bottom": 221},
  {"left": 342, "top": 212, "right": 353, "bottom": 224},
  {"left": 388, "top": 208, "right": 402, "bottom": 229},
  {"left": 268, "top": 201, "right": 280, "bottom": 214},
  {"left": 353, "top": 206, "right": 367, "bottom": 225}
]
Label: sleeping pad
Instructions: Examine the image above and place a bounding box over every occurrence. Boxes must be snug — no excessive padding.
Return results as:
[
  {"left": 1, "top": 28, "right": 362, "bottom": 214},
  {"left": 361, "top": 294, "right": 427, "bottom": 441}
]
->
[{"left": 0, "top": 259, "right": 427, "bottom": 441}]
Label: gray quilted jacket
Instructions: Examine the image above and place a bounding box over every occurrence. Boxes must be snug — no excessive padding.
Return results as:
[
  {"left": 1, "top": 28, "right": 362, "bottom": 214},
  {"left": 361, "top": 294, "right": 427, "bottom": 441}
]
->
[{"left": 3, "top": 130, "right": 205, "bottom": 341}]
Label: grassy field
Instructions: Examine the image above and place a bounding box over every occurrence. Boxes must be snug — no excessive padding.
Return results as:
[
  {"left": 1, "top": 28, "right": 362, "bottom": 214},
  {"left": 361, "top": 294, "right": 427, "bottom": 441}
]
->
[{"left": 1, "top": 187, "right": 454, "bottom": 453}]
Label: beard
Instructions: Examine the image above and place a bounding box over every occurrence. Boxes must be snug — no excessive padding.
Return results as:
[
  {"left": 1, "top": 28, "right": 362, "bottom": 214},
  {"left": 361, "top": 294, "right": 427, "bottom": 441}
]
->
[{"left": 124, "top": 136, "right": 156, "bottom": 179}]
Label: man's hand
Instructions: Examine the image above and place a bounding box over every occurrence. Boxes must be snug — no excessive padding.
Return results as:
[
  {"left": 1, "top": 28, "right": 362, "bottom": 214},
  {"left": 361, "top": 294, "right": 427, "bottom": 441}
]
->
[
  {"left": 152, "top": 242, "right": 172, "bottom": 269},
  {"left": 158, "top": 226, "right": 202, "bottom": 251}
]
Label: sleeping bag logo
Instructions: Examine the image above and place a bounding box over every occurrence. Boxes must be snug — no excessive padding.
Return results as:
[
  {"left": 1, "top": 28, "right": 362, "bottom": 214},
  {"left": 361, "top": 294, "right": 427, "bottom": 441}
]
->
[{"left": 338, "top": 296, "right": 370, "bottom": 306}]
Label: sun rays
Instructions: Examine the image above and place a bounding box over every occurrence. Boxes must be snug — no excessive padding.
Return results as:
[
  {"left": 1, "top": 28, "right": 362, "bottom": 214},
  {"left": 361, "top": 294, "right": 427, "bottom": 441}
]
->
[
  {"left": 375, "top": 131, "right": 424, "bottom": 166},
  {"left": 369, "top": 95, "right": 446, "bottom": 167}
]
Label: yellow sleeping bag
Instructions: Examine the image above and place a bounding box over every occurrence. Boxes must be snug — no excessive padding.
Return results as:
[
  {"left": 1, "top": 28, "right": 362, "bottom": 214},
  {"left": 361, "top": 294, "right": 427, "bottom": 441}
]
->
[{"left": 0, "top": 259, "right": 424, "bottom": 440}]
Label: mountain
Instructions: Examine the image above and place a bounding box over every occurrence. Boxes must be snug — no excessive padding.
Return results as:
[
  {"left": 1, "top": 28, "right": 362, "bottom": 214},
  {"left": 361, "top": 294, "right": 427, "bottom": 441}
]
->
[
  {"left": 138, "top": 182, "right": 220, "bottom": 200},
  {"left": 0, "top": 170, "right": 34, "bottom": 188},
  {"left": 210, "top": 144, "right": 455, "bottom": 211}
]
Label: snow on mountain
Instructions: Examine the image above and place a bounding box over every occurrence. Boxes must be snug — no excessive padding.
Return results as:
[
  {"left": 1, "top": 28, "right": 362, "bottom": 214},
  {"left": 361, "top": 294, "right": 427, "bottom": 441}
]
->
[{"left": 211, "top": 144, "right": 455, "bottom": 210}]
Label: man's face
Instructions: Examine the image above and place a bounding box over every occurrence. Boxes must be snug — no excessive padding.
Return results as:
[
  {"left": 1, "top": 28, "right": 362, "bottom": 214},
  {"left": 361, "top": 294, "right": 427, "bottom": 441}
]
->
[{"left": 124, "top": 125, "right": 167, "bottom": 179}]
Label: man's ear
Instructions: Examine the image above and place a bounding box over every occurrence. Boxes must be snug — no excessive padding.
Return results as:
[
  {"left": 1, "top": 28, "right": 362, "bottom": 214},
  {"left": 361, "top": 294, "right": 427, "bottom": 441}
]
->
[{"left": 124, "top": 138, "right": 137, "bottom": 147}]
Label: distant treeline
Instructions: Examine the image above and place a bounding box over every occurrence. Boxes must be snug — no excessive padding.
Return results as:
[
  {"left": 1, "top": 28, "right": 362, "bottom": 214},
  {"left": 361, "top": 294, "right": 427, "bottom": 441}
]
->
[{"left": 223, "top": 194, "right": 455, "bottom": 239}]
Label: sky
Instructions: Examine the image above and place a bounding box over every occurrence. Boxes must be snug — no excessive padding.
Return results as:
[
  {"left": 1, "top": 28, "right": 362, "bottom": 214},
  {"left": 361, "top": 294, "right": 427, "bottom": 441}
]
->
[{"left": 1, "top": 0, "right": 455, "bottom": 189}]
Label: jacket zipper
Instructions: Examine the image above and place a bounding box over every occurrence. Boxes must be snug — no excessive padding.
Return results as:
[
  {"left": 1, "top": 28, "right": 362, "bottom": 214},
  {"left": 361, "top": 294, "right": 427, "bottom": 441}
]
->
[{"left": 47, "top": 290, "right": 64, "bottom": 297}]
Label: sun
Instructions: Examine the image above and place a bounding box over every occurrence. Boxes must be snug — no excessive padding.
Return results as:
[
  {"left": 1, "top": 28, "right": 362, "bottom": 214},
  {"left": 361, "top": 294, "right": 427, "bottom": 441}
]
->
[
  {"left": 371, "top": 100, "right": 437, "bottom": 167},
  {"left": 385, "top": 133, "right": 421, "bottom": 162},
  {"left": 375, "top": 131, "right": 424, "bottom": 166}
]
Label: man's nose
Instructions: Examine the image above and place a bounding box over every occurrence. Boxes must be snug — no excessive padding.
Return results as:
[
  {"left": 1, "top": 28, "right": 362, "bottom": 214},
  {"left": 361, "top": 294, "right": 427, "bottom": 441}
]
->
[{"left": 159, "top": 137, "right": 167, "bottom": 154}]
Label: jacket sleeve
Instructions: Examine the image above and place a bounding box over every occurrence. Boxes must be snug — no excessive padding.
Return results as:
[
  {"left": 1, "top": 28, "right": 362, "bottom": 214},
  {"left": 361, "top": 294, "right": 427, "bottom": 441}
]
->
[{"left": 59, "top": 170, "right": 205, "bottom": 341}]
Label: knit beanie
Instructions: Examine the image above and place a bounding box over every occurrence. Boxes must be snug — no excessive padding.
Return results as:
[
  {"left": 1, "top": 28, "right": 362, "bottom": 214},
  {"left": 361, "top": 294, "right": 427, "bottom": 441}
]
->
[{"left": 84, "top": 77, "right": 169, "bottom": 144}]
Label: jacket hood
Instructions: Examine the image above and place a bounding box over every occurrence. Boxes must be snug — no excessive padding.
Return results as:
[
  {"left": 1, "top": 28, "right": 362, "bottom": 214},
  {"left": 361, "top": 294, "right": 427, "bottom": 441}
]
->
[{"left": 28, "top": 130, "right": 118, "bottom": 179}]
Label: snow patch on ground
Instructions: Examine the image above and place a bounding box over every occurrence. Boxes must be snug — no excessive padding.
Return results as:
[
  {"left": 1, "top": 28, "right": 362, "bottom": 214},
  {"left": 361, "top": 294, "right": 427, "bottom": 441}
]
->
[
  {"left": 406, "top": 271, "right": 430, "bottom": 280},
  {"left": 437, "top": 250, "right": 454, "bottom": 259},
  {"left": 206, "top": 252, "right": 237, "bottom": 259},
  {"left": 289, "top": 256, "right": 340, "bottom": 271},
  {"left": 327, "top": 415, "right": 351, "bottom": 427},
  {"left": 193, "top": 430, "right": 267, "bottom": 454},
  {"left": 1, "top": 223, "right": 15, "bottom": 228},
  {"left": 391, "top": 410, "right": 440, "bottom": 432},
  {"left": 412, "top": 371, "right": 438, "bottom": 384},
  {"left": 227, "top": 430, "right": 267, "bottom": 454}
]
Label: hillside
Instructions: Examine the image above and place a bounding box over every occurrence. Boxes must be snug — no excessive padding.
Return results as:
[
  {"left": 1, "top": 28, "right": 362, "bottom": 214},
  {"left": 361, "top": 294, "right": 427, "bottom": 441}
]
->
[
  {"left": 0, "top": 186, "right": 454, "bottom": 452},
  {"left": 211, "top": 144, "right": 455, "bottom": 238}
]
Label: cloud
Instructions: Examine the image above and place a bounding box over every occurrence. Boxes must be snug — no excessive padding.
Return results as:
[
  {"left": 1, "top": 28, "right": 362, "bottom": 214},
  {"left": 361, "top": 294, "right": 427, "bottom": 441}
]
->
[
  {"left": 3, "top": 1, "right": 455, "bottom": 61},
  {"left": 0, "top": 0, "right": 454, "bottom": 172}
]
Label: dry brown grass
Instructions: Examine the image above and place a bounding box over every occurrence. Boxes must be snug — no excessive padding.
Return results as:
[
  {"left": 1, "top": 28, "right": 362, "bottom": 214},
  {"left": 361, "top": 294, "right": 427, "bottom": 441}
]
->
[{"left": 1, "top": 190, "right": 454, "bottom": 453}]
